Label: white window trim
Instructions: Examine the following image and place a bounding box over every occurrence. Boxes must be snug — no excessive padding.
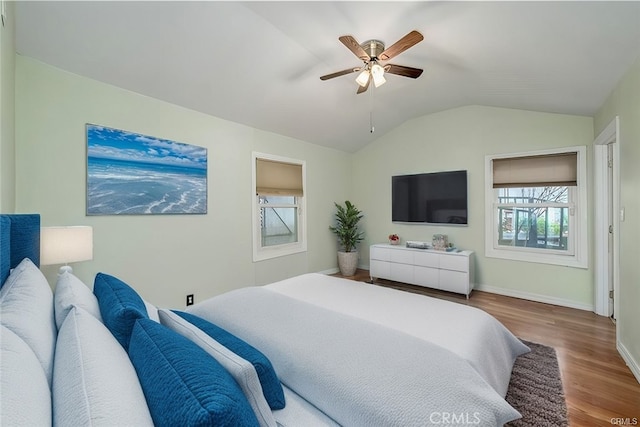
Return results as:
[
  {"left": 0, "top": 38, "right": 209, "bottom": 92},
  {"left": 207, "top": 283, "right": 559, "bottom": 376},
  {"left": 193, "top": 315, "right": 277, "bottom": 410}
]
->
[
  {"left": 484, "top": 146, "right": 588, "bottom": 269},
  {"left": 252, "top": 152, "right": 307, "bottom": 262}
]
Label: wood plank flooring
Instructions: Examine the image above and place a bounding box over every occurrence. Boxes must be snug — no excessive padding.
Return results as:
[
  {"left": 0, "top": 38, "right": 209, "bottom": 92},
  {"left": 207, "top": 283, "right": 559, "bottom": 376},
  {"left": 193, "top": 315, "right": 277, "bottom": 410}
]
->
[{"left": 335, "top": 269, "right": 640, "bottom": 427}]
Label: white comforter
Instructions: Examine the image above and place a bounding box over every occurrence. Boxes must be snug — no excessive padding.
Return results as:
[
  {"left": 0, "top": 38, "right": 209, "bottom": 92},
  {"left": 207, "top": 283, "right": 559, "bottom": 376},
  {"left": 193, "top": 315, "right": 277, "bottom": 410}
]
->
[
  {"left": 266, "top": 273, "right": 529, "bottom": 397},
  {"left": 189, "top": 286, "right": 522, "bottom": 426}
]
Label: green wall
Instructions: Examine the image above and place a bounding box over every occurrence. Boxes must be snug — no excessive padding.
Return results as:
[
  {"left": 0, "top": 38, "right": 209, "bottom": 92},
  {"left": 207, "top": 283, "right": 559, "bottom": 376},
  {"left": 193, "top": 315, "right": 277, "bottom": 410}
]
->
[
  {"left": 595, "top": 56, "right": 640, "bottom": 380},
  {"left": 15, "top": 56, "right": 351, "bottom": 308},
  {"left": 0, "top": 1, "right": 15, "bottom": 212},
  {"left": 352, "top": 105, "right": 594, "bottom": 308}
]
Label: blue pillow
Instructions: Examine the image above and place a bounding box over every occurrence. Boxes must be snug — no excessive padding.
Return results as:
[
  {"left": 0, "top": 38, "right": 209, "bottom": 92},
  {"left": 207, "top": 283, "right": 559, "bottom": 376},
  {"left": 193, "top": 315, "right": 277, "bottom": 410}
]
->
[
  {"left": 128, "top": 319, "right": 259, "bottom": 427},
  {"left": 173, "top": 310, "right": 285, "bottom": 410},
  {"left": 93, "top": 273, "right": 148, "bottom": 350}
]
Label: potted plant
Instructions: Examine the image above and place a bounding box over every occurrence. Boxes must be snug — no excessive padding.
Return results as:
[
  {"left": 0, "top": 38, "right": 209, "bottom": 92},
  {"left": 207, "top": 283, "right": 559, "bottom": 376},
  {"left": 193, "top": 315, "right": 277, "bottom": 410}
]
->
[{"left": 329, "top": 200, "right": 364, "bottom": 276}]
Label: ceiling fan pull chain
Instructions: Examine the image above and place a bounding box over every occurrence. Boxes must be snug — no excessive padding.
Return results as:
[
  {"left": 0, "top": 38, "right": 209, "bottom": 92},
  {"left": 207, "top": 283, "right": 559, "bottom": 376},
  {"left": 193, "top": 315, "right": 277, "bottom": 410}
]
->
[{"left": 369, "top": 87, "right": 375, "bottom": 133}]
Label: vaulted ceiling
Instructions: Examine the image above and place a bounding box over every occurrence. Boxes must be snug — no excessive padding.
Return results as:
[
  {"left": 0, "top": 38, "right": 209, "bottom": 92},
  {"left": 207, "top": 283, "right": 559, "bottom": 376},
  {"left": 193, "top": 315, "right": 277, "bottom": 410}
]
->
[{"left": 15, "top": 1, "right": 640, "bottom": 152}]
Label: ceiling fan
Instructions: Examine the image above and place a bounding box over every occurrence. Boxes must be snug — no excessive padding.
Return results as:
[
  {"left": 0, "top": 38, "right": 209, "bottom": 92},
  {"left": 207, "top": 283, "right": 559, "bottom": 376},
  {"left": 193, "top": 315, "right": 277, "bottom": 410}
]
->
[{"left": 320, "top": 30, "right": 424, "bottom": 94}]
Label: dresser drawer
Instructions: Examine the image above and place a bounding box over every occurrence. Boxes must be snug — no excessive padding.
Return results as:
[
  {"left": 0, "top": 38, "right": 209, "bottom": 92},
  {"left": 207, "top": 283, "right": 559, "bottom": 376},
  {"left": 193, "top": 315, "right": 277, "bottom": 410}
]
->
[
  {"left": 413, "top": 251, "right": 439, "bottom": 268},
  {"left": 370, "top": 260, "right": 391, "bottom": 279},
  {"left": 389, "top": 248, "right": 413, "bottom": 265},
  {"left": 390, "top": 262, "right": 414, "bottom": 284},
  {"left": 414, "top": 266, "right": 439, "bottom": 288},
  {"left": 439, "top": 254, "right": 469, "bottom": 272},
  {"left": 370, "top": 246, "right": 391, "bottom": 261},
  {"left": 440, "top": 270, "right": 469, "bottom": 294}
]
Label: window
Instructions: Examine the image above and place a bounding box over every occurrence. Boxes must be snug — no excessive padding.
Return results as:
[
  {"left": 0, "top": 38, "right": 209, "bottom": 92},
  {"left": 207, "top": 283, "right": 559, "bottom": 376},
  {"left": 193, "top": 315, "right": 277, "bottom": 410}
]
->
[
  {"left": 496, "top": 187, "right": 572, "bottom": 252},
  {"left": 485, "top": 147, "right": 587, "bottom": 268},
  {"left": 252, "top": 153, "right": 306, "bottom": 261}
]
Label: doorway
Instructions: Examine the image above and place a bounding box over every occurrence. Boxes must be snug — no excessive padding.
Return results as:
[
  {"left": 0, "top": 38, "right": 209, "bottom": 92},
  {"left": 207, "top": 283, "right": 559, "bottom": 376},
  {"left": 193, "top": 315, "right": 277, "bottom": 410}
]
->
[{"left": 593, "top": 116, "right": 620, "bottom": 321}]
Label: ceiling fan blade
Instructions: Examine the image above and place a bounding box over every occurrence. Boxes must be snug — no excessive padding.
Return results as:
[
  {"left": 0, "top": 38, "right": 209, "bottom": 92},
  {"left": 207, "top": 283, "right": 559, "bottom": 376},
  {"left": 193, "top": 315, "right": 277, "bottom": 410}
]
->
[
  {"left": 320, "top": 67, "right": 361, "bottom": 81},
  {"left": 339, "top": 35, "right": 370, "bottom": 61},
  {"left": 385, "top": 64, "right": 424, "bottom": 79},
  {"left": 356, "top": 78, "right": 370, "bottom": 94},
  {"left": 378, "top": 30, "right": 424, "bottom": 61}
]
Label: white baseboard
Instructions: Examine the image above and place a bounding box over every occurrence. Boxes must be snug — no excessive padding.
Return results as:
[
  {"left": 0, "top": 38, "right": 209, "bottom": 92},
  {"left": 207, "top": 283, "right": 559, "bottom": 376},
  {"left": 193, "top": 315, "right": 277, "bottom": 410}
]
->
[
  {"left": 475, "top": 283, "right": 594, "bottom": 312},
  {"left": 617, "top": 341, "right": 640, "bottom": 385},
  {"left": 346, "top": 267, "right": 593, "bottom": 311}
]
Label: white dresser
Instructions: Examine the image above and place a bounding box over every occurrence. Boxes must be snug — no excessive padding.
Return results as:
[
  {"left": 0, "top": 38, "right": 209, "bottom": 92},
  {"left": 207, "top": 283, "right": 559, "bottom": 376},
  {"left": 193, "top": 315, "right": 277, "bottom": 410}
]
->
[{"left": 369, "top": 244, "right": 474, "bottom": 297}]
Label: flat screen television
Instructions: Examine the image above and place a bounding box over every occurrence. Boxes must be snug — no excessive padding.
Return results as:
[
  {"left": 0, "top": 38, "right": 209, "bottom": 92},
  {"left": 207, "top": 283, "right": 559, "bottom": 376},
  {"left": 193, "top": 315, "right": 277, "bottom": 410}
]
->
[{"left": 392, "top": 170, "right": 468, "bottom": 225}]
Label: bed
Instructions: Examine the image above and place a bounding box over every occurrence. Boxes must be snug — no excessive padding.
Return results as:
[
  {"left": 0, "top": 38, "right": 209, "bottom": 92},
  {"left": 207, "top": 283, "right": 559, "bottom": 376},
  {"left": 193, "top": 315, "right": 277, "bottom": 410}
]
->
[{"left": 1, "top": 214, "right": 529, "bottom": 426}]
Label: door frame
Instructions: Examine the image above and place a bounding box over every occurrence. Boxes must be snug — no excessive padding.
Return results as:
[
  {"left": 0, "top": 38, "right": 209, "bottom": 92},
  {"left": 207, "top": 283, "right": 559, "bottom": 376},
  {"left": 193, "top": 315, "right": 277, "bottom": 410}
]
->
[{"left": 593, "top": 116, "right": 620, "bottom": 319}]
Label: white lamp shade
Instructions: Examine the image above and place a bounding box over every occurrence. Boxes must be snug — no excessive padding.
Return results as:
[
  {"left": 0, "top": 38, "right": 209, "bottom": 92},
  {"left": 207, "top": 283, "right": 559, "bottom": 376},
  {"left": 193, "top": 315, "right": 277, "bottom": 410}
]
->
[
  {"left": 355, "top": 69, "right": 370, "bottom": 87},
  {"left": 40, "top": 226, "right": 93, "bottom": 266},
  {"left": 371, "top": 63, "right": 386, "bottom": 88}
]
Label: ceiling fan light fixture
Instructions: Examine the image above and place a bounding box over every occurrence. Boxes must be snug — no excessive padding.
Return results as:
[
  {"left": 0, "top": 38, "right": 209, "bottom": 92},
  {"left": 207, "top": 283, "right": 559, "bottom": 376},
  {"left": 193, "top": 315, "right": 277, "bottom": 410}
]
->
[
  {"left": 356, "top": 69, "right": 370, "bottom": 87},
  {"left": 371, "top": 63, "right": 386, "bottom": 87},
  {"left": 321, "top": 31, "right": 423, "bottom": 94}
]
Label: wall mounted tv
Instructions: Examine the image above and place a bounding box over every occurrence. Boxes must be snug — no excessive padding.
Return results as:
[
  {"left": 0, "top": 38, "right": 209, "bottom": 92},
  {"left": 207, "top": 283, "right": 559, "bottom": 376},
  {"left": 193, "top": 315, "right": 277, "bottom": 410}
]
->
[{"left": 392, "top": 170, "right": 468, "bottom": 225}]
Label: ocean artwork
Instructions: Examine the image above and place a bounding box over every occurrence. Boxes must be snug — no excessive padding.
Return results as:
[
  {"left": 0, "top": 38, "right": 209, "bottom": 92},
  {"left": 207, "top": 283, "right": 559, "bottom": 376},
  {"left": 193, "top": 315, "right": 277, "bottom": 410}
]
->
[{"left": 86, "top": 124, "right": 207, "bottom": 215}]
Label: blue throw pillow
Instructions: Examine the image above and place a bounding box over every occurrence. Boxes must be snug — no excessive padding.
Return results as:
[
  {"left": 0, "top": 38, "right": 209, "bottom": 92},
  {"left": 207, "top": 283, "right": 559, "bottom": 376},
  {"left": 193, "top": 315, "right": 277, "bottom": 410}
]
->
[
  {"left": 93, "top": 273, "right": 148, "bottom": 350},
  {"left": 128, "top": 319, "right": 259, "bottom": 427},
  {"left": 173, "top": 310, "right": 285, "bottom": 410}
]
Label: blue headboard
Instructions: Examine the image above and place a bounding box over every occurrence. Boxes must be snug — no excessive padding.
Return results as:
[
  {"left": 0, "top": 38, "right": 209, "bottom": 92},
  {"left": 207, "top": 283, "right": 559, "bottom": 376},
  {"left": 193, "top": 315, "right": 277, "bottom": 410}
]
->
[{"left": 0, "top": 214, "right": 41, "bottom": 285}]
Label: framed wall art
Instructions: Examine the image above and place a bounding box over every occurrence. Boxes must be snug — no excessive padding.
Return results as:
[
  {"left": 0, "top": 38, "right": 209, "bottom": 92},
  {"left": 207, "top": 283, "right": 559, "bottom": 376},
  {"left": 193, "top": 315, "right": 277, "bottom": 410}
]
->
[{"left": 86, "top": 124, "right": 207, "bottom": 215}]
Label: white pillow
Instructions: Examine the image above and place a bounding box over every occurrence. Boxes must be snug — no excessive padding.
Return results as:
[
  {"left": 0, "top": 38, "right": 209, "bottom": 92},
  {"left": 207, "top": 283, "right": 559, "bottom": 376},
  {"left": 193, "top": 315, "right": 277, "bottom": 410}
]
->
[
  {"left": 0, "top": 325, "right": 52, "bottom": 426},
  {"left": 144, "top": 299, "right": 160, "bottom": 322},
  {"left": 54, "top": 271, "right": 103, "bottom": 329},
  {"left": 158, "top": 309, "right": 277, "bottom": 427},
  {"left": 53, "top": 306, "right": 153, "bottom": 426},
  {"left": 0, "top": 258, "right": 56, "bottom": 386}
]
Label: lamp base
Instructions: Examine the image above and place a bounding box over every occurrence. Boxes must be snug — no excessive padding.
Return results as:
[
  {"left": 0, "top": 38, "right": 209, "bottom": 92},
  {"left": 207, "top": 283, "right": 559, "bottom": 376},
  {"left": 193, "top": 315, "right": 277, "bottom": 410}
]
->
[{"left": 58, "top": 265, "right": 73, "bottom": 275}]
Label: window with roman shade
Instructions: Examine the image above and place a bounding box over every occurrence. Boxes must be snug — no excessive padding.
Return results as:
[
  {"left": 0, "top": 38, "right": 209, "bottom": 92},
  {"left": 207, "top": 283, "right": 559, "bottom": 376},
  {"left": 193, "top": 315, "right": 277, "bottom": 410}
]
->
[
  {"left": 485, "top": 147, "right": 587, "bottom": 269},
  {"left": 252, "top": 153, "right": 307, "bottom": 262},
  {"left": 492, "top": 152, "right": 578, "bottom": 188},
  {"left": 256, "top": 158, "right": 303, "bottom": 196}
]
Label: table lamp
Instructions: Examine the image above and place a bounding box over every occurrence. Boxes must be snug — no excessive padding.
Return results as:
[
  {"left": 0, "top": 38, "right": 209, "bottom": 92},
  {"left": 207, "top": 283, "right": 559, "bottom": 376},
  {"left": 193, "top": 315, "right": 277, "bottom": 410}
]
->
[{"left": 40, "top": 226, "right": 93, "bottom": 274}]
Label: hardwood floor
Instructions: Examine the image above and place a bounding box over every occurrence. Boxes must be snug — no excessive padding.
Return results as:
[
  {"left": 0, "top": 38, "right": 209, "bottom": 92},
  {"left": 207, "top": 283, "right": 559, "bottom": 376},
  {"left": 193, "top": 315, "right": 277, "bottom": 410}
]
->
[{"left": 335, "top": 269, "right": 640, "bottom": 427}]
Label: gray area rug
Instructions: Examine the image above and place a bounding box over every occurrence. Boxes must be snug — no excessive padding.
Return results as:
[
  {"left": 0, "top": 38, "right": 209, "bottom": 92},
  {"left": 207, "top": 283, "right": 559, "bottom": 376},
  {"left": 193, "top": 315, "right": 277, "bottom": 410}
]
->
[{"left": 506, "top": 340, "right": 569, "bottom": 427}]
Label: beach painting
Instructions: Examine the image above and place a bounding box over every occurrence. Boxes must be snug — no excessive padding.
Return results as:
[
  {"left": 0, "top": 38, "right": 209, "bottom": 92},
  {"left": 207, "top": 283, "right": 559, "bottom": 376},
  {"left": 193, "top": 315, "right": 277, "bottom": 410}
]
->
[{"left": 86, "top": 124, "right": 207, "bottom": 215}]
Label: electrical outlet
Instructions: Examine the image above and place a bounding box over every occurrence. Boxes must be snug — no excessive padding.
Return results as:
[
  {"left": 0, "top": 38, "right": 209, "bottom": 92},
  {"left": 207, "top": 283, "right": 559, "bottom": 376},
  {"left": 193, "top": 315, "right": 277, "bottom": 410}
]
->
[{"left": 186, "top": 294, "right": 194, "bottom": 306}]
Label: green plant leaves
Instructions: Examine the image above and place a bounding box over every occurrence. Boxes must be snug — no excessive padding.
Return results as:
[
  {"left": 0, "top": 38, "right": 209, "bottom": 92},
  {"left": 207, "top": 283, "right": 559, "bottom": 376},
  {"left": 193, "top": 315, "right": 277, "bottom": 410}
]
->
[{"left": 329, "top": 200, "right": 364, "bottom": 252}]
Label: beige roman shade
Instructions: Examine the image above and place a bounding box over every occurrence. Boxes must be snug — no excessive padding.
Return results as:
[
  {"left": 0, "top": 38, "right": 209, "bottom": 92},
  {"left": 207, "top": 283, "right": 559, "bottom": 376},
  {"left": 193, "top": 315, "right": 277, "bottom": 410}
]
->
[
  {"left": 492, "top": 152, "right": 578, "bottom": 188},
  {"left": 256, "top": 158, "right": 303, "bottom": 196}
]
